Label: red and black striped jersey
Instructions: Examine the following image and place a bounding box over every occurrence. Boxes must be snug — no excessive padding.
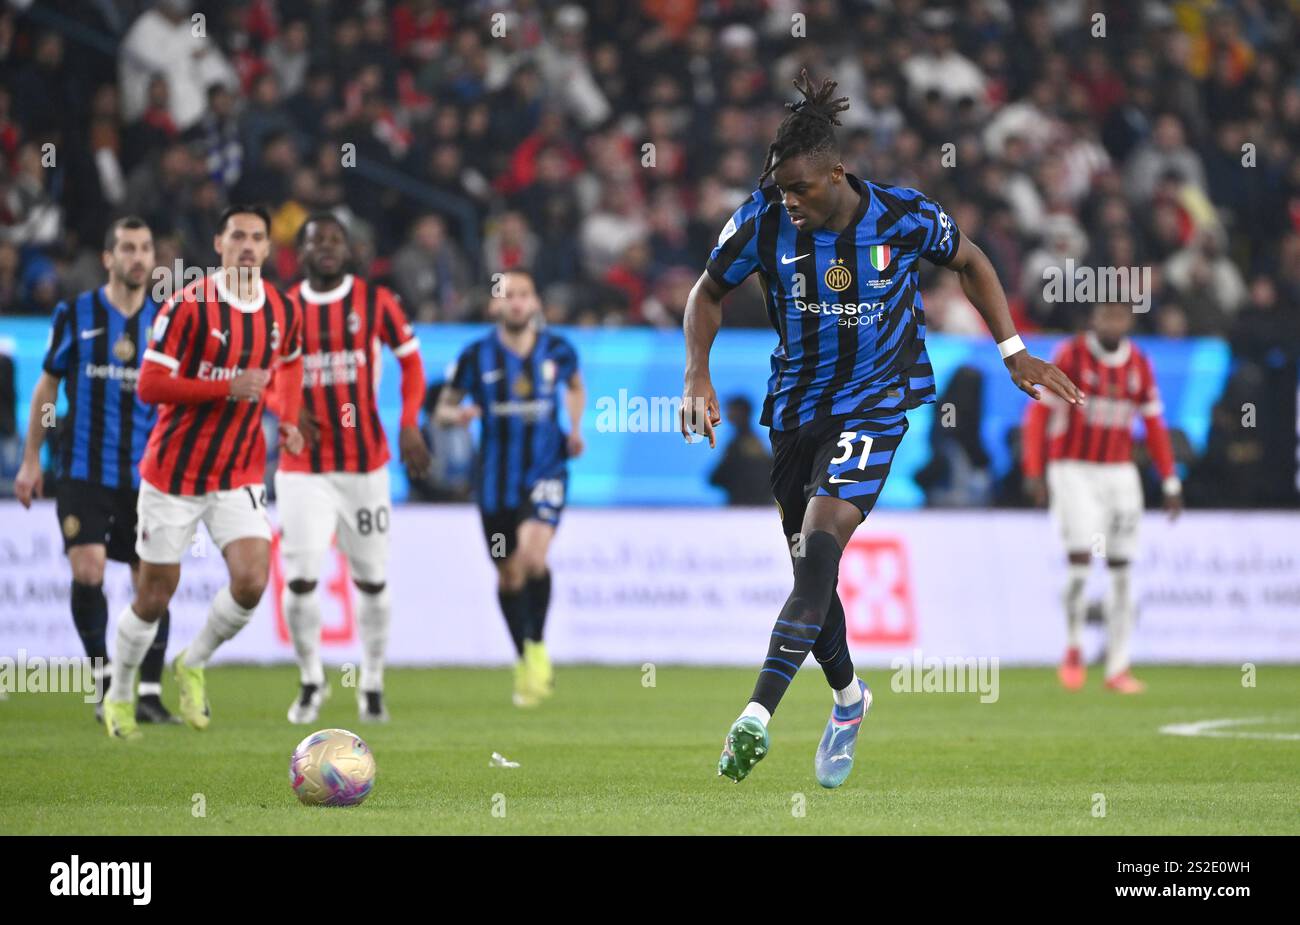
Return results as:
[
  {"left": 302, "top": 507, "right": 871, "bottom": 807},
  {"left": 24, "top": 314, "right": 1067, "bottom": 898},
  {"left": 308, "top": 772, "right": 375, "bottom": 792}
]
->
[
  {"left": 1023, "top": 332, "right": 1175, "bottom": 478},
  {"left": 139, "top": 274, "right": 301, "bottom": 495},
  {"left": 278, "top": 274, "right": 420, "bottom": 474}
]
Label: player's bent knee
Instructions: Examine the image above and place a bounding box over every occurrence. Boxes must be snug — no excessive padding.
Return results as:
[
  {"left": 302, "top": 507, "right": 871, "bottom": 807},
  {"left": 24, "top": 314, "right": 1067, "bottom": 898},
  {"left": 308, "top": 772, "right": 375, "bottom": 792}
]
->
[
  {"left": 68, "top": 546, "right": 107, "bottom": 585},
  {"left": 518, "top": 552, "right": 547, "bottom": 579},
  {"left": 229, "top": 571, "right": 268, "bottom": 609}
]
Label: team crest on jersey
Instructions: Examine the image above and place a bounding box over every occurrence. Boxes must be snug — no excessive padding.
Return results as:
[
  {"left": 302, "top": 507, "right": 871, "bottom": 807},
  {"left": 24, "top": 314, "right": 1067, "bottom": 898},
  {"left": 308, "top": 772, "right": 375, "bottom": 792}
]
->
[
  {"left": 347, "top": 312, "right": 361, "bottom": 335},
  {"left": 869, "top": 244, "right": 892, "bottom": 272},
  {"left": 112, "top": 334, "right": 135, "bottom": 363},
  {"left": 824, "top": 258, "right": 852, "bottom": 293},
  {"left": 62, "top": 515, "right": 80, "bottom": 540},
  {"left": 513, "top": 371, "right": 533, "bottom": 398}
]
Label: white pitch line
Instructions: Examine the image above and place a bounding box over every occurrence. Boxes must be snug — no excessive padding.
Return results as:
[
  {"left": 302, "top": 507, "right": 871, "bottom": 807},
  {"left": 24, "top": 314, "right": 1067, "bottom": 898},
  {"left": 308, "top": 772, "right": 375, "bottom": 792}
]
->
[{"left": 1158, "top": 716, "right": 1300, "bottom": 741}]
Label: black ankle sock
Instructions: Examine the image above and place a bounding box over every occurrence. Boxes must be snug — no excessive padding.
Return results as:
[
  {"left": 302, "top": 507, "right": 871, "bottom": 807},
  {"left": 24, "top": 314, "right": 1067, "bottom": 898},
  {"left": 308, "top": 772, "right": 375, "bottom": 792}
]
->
[
  {"left": 749, "top": 531, "right": 843, "bottom": 715},
  {"left": 140, "top": 610, "right": 170, "bottom": 685},
  {"left": 497, "top": 589, "right": 528, "bottom": 657},
  {"left": 70, "top": 581, "right": 109, "bottom": 663},
  {"left": 814, "top": 590, "right": 856, "bottom": 692},
  {"left": 524, "top": 570, "right": 551, "bottom": 642}
]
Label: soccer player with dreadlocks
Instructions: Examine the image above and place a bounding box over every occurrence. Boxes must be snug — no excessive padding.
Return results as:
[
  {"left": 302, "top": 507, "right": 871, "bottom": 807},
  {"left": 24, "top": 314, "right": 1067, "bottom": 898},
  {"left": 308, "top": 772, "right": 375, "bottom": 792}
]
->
[{"left": 682, "top": 71, "right": 1084, "bottom": 787}]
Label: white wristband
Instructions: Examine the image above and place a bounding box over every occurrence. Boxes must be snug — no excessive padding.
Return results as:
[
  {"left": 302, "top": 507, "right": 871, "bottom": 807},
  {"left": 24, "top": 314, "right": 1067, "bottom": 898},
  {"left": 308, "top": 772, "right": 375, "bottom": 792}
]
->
[
  {"left": 1162, "top": 476, "right": 1182, "bottom": 496},
  {"left": 997, "top": 335, "right": 1025, "bottom": 360}
]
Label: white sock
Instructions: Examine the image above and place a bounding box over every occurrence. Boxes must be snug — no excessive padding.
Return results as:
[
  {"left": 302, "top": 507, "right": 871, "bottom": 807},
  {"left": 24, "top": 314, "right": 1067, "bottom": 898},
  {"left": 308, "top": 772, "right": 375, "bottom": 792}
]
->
[
  {"left": 283, "top": 587, "right": 324, "bottom": 685},
  {"left": 1064, "top": 562, "right": 1089, "bottom": 649},
  {"left": 185, "top": 586, "right": 255, "bottom": 668},
  {"left": 357, "top": 586, "right": 390, "bottom": 693},
  {"left": 108, "top": 606, "right": 159, "bottom": 704},
  {"left": 740, "top": 702, "right": 771, "bottom": 726},
  {"left": 1105, "top": 565, "right": 1134, "bottom": 678},
  {"left": 833, "top": 677, "right": 863, "bottom": 707}
]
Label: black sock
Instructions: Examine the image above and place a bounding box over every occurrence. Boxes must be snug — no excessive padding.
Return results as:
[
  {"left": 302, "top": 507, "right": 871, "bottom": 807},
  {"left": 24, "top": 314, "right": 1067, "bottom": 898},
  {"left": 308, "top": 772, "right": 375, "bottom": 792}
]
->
[
  {"left": 749, "top": 531, "right": 843, "bottom": 716},
  {"left": 70, "top": 581, "right": 109, "bottom": 663},
  {"left": 524, "top": 570, "right": 551, "bottom": 642},
  {"left": 140, "top": 610, "right": 170, "bottom": 688},
  {"left": 814, "top": 589, "right": 856, "bottom": 692},
  {"left": 497, "top": 589, "right": 528, "bottom": 657}
]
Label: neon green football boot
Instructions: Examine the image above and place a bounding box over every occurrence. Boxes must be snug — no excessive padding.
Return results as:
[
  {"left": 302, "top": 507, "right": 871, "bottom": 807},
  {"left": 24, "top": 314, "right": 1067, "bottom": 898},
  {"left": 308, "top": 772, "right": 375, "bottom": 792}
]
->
[
  {"left": 512, "top": 658, "right": 540, "bottom": 708},
  {"left": 523, "top": 640, "right": 554, "bottom": 698},
  {"left": 104, "top": 698, "right": 142, "bottom": 741},
  {"left": 172, "top": 650, "right": 210, "bottom": 730},
  {"left": 718, "top": 715, "right": 770, "bottom": 782}
]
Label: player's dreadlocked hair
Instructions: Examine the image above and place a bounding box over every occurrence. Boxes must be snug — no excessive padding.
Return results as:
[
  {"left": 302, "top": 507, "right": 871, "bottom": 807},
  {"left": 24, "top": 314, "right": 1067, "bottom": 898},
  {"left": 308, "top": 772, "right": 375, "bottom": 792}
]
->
[{"left": 758, "top": 69, "right": 850, "bottom": 186}]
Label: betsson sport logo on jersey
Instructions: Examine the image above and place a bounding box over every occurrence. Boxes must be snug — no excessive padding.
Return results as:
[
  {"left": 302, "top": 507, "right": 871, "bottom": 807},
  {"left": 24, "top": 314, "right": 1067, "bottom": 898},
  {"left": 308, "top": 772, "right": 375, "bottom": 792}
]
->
[{"left": 792, "top": 298, "right": 887, "bottom": 326}]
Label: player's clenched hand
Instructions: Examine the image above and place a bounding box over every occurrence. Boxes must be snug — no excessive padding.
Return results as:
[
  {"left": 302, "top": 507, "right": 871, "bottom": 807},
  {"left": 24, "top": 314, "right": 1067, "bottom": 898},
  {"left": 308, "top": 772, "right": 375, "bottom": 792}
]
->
[
  {"left": 280, "top": 422, "right": 304, "bottom": 455},
  {"left": 399, "top": 425, "right": 432, "bottom": 478},
  {"left": 14, "top": 459, "right": 43, "bottom": 508},
  {"left": 681, "top": 378, "right": 721, "bottom": 448},
  {"left": 566, "top": 431, "right": 585, "bottom": 459},
  {"left": 1163, "top": 491, "right": 1183, "bottom": 522},
  {"left": 297, "top": 406, "right": 320, "bottom": 447},
  {"left": 1024, "top": 475, "right": 1047, "bottom": 507},
  {"left": 456, "top": 404, "right": 482, "bottom": 427},
  {"left": 230, "top": 368, "right": 271, "bottom": 402},
  {"left": 1005, "top": 351, "right": 1084, "bottom": 405}
]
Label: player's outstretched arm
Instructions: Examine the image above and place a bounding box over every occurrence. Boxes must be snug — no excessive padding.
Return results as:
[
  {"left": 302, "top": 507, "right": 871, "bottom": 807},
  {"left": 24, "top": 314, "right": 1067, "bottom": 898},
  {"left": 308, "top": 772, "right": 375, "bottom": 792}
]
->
[
  {"left": 434, "top": 384, "right": 479, "bottom": 427},
  {"left": 945, "top": 236, "right": 1084, "bottom": 406},
  {"left": 393, "top": 350, "right": 431, "bottom": 476},
  {"left": 681, "top": 270, "right": 725, "bottom": 447},
  {"left": 15, "top": 372, "right": 59, "bottom": 508},
  {"left": 565, "top": 370, "right": 587, "bottom": 458}
]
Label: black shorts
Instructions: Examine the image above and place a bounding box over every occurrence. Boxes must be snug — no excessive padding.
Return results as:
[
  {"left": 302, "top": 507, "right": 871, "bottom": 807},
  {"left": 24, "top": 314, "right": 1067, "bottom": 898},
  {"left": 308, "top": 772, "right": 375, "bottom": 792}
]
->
[
  {"left": 479, "top": 476, "right": 566, "bottom": 560},
  {"left": 769, "top": 410, "right": 910, "bottom": 539},
  {"left": 55, "top": 479, "right": 139, "bottom": 563}
]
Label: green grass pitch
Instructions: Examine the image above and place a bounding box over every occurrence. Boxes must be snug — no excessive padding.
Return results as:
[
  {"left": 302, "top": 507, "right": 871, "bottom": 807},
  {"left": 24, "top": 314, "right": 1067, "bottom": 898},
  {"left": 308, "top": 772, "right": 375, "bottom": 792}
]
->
[{"left": 2, "top": 665, "right": 1297, "bottom": 834}]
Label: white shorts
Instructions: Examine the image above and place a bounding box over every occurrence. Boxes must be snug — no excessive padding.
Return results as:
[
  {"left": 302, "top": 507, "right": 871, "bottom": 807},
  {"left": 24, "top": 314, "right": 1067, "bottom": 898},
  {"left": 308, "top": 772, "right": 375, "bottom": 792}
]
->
[
  {"left": 274, "top": 467, "right": 391, "bottom": 585},
  {"left": 136, "top": 479, "right": 273, "bottom": 564},
  {"left": 1047, "top": 461, "right": 1143, "bottom": 561}
]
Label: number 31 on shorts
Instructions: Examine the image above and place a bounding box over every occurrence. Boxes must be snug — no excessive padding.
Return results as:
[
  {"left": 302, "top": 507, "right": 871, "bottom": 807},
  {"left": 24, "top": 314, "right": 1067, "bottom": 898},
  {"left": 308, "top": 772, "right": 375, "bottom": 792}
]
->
[{"left": 830, "top": 431, "right": 875, "bottom": 470}]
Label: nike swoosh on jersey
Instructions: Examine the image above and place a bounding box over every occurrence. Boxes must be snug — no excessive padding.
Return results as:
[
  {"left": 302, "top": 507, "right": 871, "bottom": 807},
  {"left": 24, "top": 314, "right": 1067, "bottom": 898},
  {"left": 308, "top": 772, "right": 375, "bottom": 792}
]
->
[
  {"left": 779, "top": 645, "right": 805, "bottom": 653},
  {"left": 780, "top": 253, "right": 810, "bottom": 265},
  {"left": 80, "top": 328, "right": 105, "bottom": 339},
  {"left": 827, "top": 476, "right": 858, "bottom": 485}
]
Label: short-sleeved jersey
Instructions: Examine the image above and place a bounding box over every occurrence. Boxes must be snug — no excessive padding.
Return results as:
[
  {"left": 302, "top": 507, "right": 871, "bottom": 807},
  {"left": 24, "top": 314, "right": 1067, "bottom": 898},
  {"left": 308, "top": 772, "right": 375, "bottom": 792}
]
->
[
  {"left": 278, "top": 274, "right": 420, "bottom": 474},
  {"left": 138, "top": 274, "right": 301, "bottom": 495},
  {"left": 706, "top": 174, "right": 960, "bottom": 431},
  {"left": 42, "top": 287, "right": 160, "bottom": 490},
  {"left": 450, "top": 329, "right": 579, "bottom": 514},
  {"left": 1041, "top": 333, "right": 1163, "bottom": 465}
]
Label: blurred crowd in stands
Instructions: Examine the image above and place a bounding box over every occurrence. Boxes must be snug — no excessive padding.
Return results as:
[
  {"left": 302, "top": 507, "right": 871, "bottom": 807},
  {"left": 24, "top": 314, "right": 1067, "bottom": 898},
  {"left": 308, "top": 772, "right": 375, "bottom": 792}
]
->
[{"left": 0, "top": 0, "right": 1297, "bottom": 505}]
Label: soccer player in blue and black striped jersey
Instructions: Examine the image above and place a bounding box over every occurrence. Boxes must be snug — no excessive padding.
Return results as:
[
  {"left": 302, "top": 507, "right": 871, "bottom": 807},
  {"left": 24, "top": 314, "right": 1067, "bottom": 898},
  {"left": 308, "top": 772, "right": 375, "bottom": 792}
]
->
[
  {"left": 15, "top": 216, "right": 178, "bottom": 725},
  {"left": 682, "top": 72, "right": 1083, "bottom": 787},
  {"left": 438, "top": 270, "right": 586, "bottom": 707}
]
